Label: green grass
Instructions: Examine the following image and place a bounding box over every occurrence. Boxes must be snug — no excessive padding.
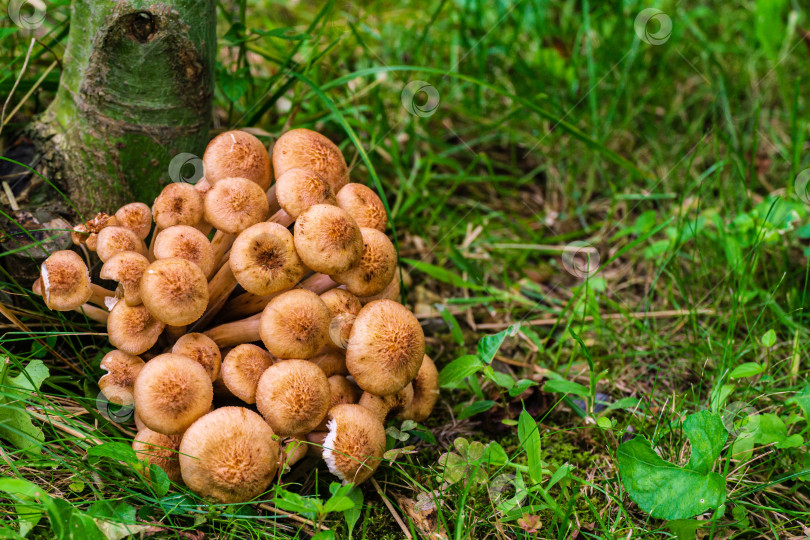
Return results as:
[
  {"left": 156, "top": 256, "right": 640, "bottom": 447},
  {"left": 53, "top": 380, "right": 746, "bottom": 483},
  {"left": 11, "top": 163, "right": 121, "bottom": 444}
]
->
[{"left": 2, "top": 0, "right": 810, "bottom": 538}]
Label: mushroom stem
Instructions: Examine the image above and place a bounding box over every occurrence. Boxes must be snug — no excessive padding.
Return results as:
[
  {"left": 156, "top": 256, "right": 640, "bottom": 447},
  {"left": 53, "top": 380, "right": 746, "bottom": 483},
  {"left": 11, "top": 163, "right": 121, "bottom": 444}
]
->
[
  {"left": 221, "top": 273, "right": 339, "bottom": 319},
  {"left": 89, "top": 284, "right": 117, "bottom": 309},
  {"left": 267, "top": 208, "right": 293, "bottom": 227},
  {"left": 194, "top": 263, "right": 239, "bottom": 330},
  {"left": 203, "top": 313, "right": 261, "bottom": 348},
  {"left": 164, "top": 325, "right": 187, "bottom": 342},
  {"left": 209, "top": 231, "right": 236, "bottom": 276},
  {"left": 32, "top": 279, "right": 108, "bottom": 323},
  {"left": 279, "top": 437, "right": 309, "bottom": 472},
  {"left": 266, "top": 185, "right": 280, "bottom": 214}
]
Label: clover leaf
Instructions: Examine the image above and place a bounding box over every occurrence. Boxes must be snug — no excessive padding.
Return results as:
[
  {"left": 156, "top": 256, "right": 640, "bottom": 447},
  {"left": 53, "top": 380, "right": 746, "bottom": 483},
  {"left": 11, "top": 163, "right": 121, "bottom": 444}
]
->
[{"left": 617, "top": 410, "right": 727, "bottom": 520}]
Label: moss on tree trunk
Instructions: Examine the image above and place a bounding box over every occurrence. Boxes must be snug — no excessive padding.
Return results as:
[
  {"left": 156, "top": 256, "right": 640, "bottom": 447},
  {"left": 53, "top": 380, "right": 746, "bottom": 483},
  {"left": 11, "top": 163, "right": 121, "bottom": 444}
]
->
[{"left": 33, "top": 0, "right": 215, "bottom": 216}]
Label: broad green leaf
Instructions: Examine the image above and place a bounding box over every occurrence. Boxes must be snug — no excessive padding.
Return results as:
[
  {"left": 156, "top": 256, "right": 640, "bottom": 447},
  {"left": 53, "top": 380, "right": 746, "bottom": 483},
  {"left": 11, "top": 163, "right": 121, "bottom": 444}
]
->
[
  {"left": 730, "top": 363, "right": 764, "bottom": 379},
  {"left": 87, "top": 442, "right": 139, "bottom": 465},
  {"left": 271, "top": 490, "right": 320, "bottom": 520},
  {"left": 508, "top": 379, "right": 537, "bottom": 397},
  {"left": 786, "top": 385, "right": 810, "bottom": 418},
  {"left": 543, "top": 379, "right": 590, "bottom": 398},
  {"left": 667, "top": 519, "right": 702, "bottom": 540},
  {"left": 437, "top": 305, "right": 465, "bottom": 346},
  {"left": 0, "top": 404, "right": 45, "bottom": 454},
  {"left": 343, "top": 487, "right": 363, "bottom": 539},
  {"left": 518, "top": 410, "right": 543, "bottom": 484},
  {"left": 149, "top": 465, "right": 171, "bottom": 497},
  {"left": 617, "top": 410, "right": 727, "bottom": 520},
  {"left": 438, "top": 355, "right": 482, "bottom": 387},
  {"left": 761, "top": 329, "right": 776, "bottom": 348},
  {"left": 457, "top": 400, "right": 495, "bottom": 420},
  {"left": 607, "top": 397, "right": 641, "bottom": 411},
  {"left": 8, "top": 360, "right": 49, "bottom": 392},
  {"left": 755, "top": 0, "right": 787, "bottom": 62},
  {"left": 477, "top": 325, "right": 518, "bottom": 364}
]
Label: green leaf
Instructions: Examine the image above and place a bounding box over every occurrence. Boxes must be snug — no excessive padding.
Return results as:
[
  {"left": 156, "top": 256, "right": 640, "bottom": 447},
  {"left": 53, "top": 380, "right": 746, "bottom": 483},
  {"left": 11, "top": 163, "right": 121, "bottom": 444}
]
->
[
  {"left": 437, "top": 305, "right": 465, "bottom": 346},
  {"left": 730, "top": 363, "right": 764, "bottom": 378},
  {"left": 149, "top": 465, "right": 171, "bottom": 497},
  {"left": 271, "top": 490, "right": 320, "bottom": 520},
  {"left": 8, "top": 359, "right": 50, "bottom": 393},
  {"left": 477, "top": 325, "right": 518, "bottom": 364},
  {"left": 761, "top": 329, "right": 777, "bottom": 348},
  {"left": 0, "top": 404, "right": 45, "bottom": 455},
  {"left": 755, "top": 0, "right": 788, "bottom": 62},
  {"left": 87, "top": 442, "right": 139, "bottom": 465},
  {"left": 542, "top": 379, "right": 590, "bottom": 398},
  {"left": 401, "top": 259, "right": 484, "bottom": 291},
  {"left": 438, "top": 355, "right": 482, "bottom": 387},
  {"left": 787, "top": 385, "right": 810, "bottom": 418},
  {"left": 666, "top": 519, "right": 703, "bottom": 540},
  {"left": 617, "top": 410, "right": 727, "bottom": 520},
  {"left": 343, "top": 487, "right": 363, "bottom": 540},
  {"left": 457, "top": 400, "right": 495, "bottom": 420},
  {"left": 518, "top": 410, "right": 543, "bottom": 485},
  {"left": 508, "top": 379, "right": 537, "bottom": 397}
]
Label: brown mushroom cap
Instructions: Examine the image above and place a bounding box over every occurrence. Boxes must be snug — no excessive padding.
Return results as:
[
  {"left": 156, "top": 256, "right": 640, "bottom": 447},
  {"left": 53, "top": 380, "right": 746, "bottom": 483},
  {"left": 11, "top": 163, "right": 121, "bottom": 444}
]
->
[
  {"left": 358, "top": 384, "right": 414, "bottom": 423},
  {"left": 203, "top": 177, "right": 269, "bottom": 234},
  {"left": 96, "top": 226, "right": 148, "bottom": 263},
  {"left": 229, "top": 222, "right": 306, "bottom": 296},
  {"left": 293, "top": 204, "right": 363, "bottom": 275},
  {"left": 310, "top": 350, "right": 348, "bottom": 377},
  {"left": 140, "top": 258, "right": 209, "bottom": 326},
  {"left": 172, "top": 333, "right": 222, "bottom": 381},
  {"left": 98, "top": 350, "right": 145, "bottom": 406},
  {"left": 255, "top": 359, "right": 331, "bottom": 437},
  {"left": 115, "top": 202, "right": 153, "bottom": 240},
  {"left": 203, "top": 131, "right": 272, "bottom": 190},
  {"left": 321, "top": 288, "right": 362, "bottom": 350},
  {"left": 221, "top": 344, "right": 275, "bottom": 404},
  {"left": 99, "top": 251, "right": 150, "bottom": 307},
  {"left": 315, "top": 375, "right": 361, "bottom": 430},
  {"left": 358, "top": 270, "right": 401, "bottom": 304},
  {"left": 179, "top": 407, "right": 279, "bottom": 503},
  {"left": 332, "top": 227, "right": 397, "bottom": 297},
  {"left": 259, "top": 290, "right": 331, "bottom": 359},
  {"left": 133, "top": 428, "right": 182, "bottom": 483},
  {"left": 321, "top": 404, "right": 386, "bottom": 485},
  {"left": 273, "top": 129, "right": 349, "bottom": 193},
  {"left": 107, "top": 302, "right": 165, "bottom": 355},
  {"left": 336, "top": 183, "right": 388, "bottom": 232},
  {"left": 400, "top": 355, "right": 439, "bottom": 422},
  {"left": 152, "top": 183, "right": 205, "bottom": 230},
  {"left": 275, "top": 168, "right": 336, "bottom": 219},
  {"left": 153, "top": 225, "right": 215, "bottom": 277},
  {"left": 133, "top": 353, "right": 213, "bottom": 435},
  {"left": 345, "top": 299, "right": 425, "bottom": 395},
  {"left": 40, "top": 250, "right": 93, "bottom": 311}
]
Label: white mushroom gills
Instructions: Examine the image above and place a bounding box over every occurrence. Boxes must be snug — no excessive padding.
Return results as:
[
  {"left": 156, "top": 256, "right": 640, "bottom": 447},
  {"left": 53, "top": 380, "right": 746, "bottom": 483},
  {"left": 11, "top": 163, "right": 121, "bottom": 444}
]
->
[{"left": 321, "top": 417, "right": 344, "bottom": 481}]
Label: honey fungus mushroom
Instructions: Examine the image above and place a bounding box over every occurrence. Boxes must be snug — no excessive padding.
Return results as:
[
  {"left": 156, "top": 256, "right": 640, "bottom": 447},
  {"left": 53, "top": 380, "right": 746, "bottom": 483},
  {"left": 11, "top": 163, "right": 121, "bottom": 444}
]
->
[
  {"left": 153, "top": 225, "right": 215, "bottom": 277},
  {"left": 179, "top": 407, "right": 279, "bottom": 503},
  {"left": 221, "top": 344, "right": 275, "bottom": 404},
  {"left": 335, "top": 183, "right": 388, "bottom": 232},
  {"left": 293, "top": 204, "right": 363, "bottom": 275},
  {"left": 358, "top": 384, "right": 414, "bottom": 423},
  {"left": 100, "top": 251, "right": 150, "bottom": 307},
  {"left": 203, "top": 130, "right": 272, "bottom": 190},
  {"left": 332, "top": 227, "right": 397, "bottom": 297},
  {"left": 229, "top": 222, "right": 306, "bottom": 296},
  {"left": 320, "top": 288, "right": 362, "bottom": 349},
  {"left": 133, "top": 353, "right": 213, "bottom": 435},
  {"left": 273, "top": 129, "right": 349, "bottom": 193},
  {"left": 107, "top": 302, "right": 165, "bottom": 355},
  {"left": 346, "top": 299, "right": 425, "bottom": 395},
  {"left": 255, "top": 359, "right": 331, "bottom": 437},
  {"left": 133, "top": 429, "right": 182, "bottom": 483},
  {"left": 320, "top": 404, "right": 386, "bottom": 485},
  {"left": 115, "top": 202, "right": 152, "bottom": 240},
  {"left": 152, "top": 182, "right": 205, "bottom": 230},
  {"left": 40, "top": 250, "right": 92, "bottom": 311},
  {"left": 259, "top": 289, "right": 331, "bottom": 359},
  {"left": 98, "top": 350, "right": 145, "bottom": 406},
  {"left": 275, "top": 168, "right": 336, "bottom": 219},
  {"left": 315, "top": 375, "right": 361, "bottom": 430},
  {"left": 140, "top": 258, "right": 209, "bottom": 327},
  {"left": 96, "top": 226, "right": 148, "bottom": 263},
  {"left": 400, "top": 355, "right": 439, "bottom": 422},
  {"left": 203, "top": 176, "right": 269, "bottom": 235},
  {"left": 172, "top": 333, "right": 222, "bottom": 381}
]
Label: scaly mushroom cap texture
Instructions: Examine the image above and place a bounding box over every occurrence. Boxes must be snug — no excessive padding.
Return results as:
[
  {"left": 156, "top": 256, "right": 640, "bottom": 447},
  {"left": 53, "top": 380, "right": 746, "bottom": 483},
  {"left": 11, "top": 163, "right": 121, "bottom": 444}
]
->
[
  {"left": 96, "top": 226, "right": 147, "bottom": 263},
  {"left": 275, "top": 167, "right": 336, "bottom": 219},
  {"left": 272, "top": 128, "right": 349, "bottom": 193},
  {"left": 400, "top": 355, "right": 439, "bottom": 422},
  {"left": 40, "top": 250, "right": 92, "bottom": 311},
  {"left": 115, "top": 202, "right": 152, "bottom": 239},
  {"left": 310, "top": 350, "right": 348, "bottom": 377},
  {"left": 358, "top": 384, "right": 414, "bottom": 423},
  {"left": 179, "top": 407, "right": 279, "bottom": 503},
  {"left": 133, "top": 353, "right": 213, "bottom": 435},
  {"left": 203, "top": 176, "right": 269, "bottom": 234},
  {"left": 221, "top": 344, "right": 275, "bottom": 404},
  {"left": 321, "top": 289, "right": 362, "bottom": 350},
  {"left": 98, "top": 350, "right": 145, "bottom": 406},
  {"left": 315, "top": 375, "right": 361, "bottom": 430},
  {"left": 255, "top": 359, "right": 331, "bottom": 437},
  {"left": 259, "top": 289, "right": 331, "bottom": 359},
  {"left": 345, "top": 300, "right": 425, "bottom": 395},
  {"left": 229, "top": 222, "right": 305, "bottom": 296},
  {"left": 203, "top": 130, "right": 272, "bottom": 190},
  {"left": 336, "top": 183, "right": 388, "bottom": 232},
  {"left": 107, "top": 302, "right": 165, "bottom": 355},
  {"left": 154, "top": 225, "right": 215, "bottom": 277},
  {"left": 140, "top": 258, "right": 209, "bottom": 326},
  {"left": 322, "top": 404, "right": 386, "bottom": 485},
  {"left": 99, "top": 251, "right": 150, "bottom": 306},
  {"left": 132, "top": 428, "right": 182, "bottom": 483},
  {"left": 332, "top": 227, "right": 397, "bottom": 297},
  {"left": 293, "top": 204, "right": 363, "bottom": 275},
  {"left": 172, "top": 333, "right": 222, "bottom": 381},
  {"left": 358, "top": 270, "right": 401, "bottom": 305},
  {"left": 152, "top": 183, "right": 205, "bottom": 229}
]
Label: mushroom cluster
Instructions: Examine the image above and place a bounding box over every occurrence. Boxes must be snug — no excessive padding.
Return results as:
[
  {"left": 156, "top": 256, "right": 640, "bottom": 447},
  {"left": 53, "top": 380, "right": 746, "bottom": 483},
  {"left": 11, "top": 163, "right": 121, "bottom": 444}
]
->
[{"left": 36, "top": 129, "right": 439, "bottom": 503}]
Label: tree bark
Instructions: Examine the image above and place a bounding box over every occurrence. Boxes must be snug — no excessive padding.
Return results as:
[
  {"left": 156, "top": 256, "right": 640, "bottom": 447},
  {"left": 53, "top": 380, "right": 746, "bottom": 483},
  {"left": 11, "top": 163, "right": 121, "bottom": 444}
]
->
[{"left": 33, "top": 0, "right": 215, "bottom": 216}]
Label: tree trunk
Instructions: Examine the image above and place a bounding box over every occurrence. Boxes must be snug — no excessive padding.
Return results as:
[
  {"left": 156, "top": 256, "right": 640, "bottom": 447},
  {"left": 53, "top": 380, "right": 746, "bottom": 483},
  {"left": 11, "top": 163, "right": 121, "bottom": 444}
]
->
[{"left": 33, "top": 0, "right": 215, "bottom": 216}]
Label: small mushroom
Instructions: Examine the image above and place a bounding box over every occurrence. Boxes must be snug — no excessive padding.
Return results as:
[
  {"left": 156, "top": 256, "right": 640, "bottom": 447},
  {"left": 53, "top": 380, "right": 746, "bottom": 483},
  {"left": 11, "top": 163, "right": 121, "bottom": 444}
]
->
[
  {"left": 255, "top": 359, "right": 331, "bottom": 437},
  {"left": 98, "top": 350, "right": 145, "bottom": 406},
  {"left": 203, "top": 130, "right": 272, "bottom": 190},
  {"left": 335, "top": 183, "right": 387, "bottom": 231},
  {"left": 358, "top": 384, "right": 414, "bottom": 423},
  {"left": 332, "top": 227, "right": 397, "bottom": 297},
  {"left": 320, "top": 404, "right": 386, "bottom": 485},
  {"left": 275, "top": 168, "right": 336, "bottom": 219},
  {"left": 32, "top": 278, "right": 107, "bottom": 324},
  {"left": 179, "top": 407, "right": 279, "bottom": 503},
  {"left": 152, "top": 183, "right": 205, "bottom": 230},
  {"left": 140, "top": 258, "right": 209, "bottom": 326},
  {"left": 133, "top": 353, "right": 213, "bottom": 435},
  {"left": 293, "top": 204, "right": 363, "bottom": 275},
  {"left": 321, "top": 288, "right": 362, "bottom": 350},
  {"left": 221, "top": 344, "right": 275, "bottom": 404},
  {"left": 96, "top": 226, "right": 148, "bottom": 263},
  {"left": 358, "top": 268, "right": 401, "bottom": 304},
  {"left": 132, "top": 428, "right": 182, "bottom": 483},
  {"left": 115, "top": 202, "right": 153, "bottom": 240},
  {"left": 260, "top": 290, "right": 330, "bottom": 359},
  {"left": 273, "top": 129, "right": 349, "bottom": 193},
  {"left": 100, "top": 251, "right": 150, "bottom": 307},
  {"left": 153, "top": 225, "right": 214, "bottom": 277},
  {"left": 171, "top": 333, "right": 222, "bottom": 381},
  {"left": 310, "top": 349, "right": 349, "bottom": 377},
  {"left": 107, "top": 302, "right": 165, "bottom": 355},
  {"left": 400, "top": 355, "right": 439, "bottom": 422},
  {"left": 315, "top": 375, "right": 361, "bottom": 430},
  {"left": 39, "top": 250, "right": 92, "bottom": 311},
  {"left": 346, "top": 300, "right": 425, "bottom": 395}
]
